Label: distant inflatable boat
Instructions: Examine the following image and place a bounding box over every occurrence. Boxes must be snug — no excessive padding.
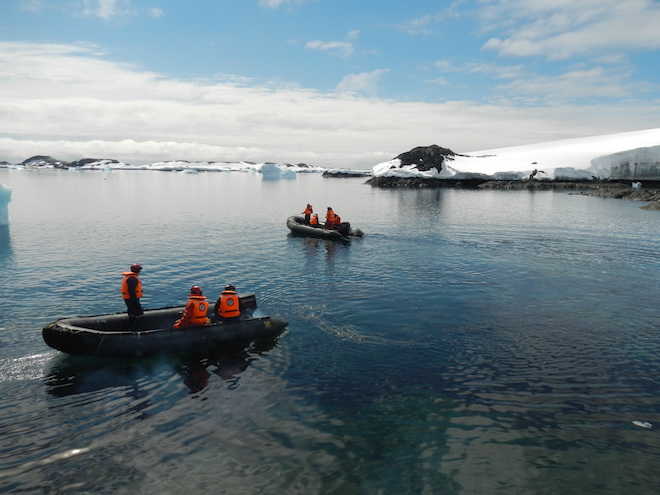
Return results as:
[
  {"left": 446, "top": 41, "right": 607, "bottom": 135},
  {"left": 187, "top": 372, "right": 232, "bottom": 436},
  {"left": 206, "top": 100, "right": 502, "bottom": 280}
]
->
[
  {"left": 286, "top": 215, "right": 364, "bottom": 242},
  {"left": 42, "top": 294, "right": 287, "bottom": 357}
]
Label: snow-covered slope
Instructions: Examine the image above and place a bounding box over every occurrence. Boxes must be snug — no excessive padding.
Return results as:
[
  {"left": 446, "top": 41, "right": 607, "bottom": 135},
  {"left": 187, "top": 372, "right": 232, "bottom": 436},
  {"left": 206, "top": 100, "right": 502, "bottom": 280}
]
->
[{"left": 372, "top": 128, "right": 660, "bottom": 179}]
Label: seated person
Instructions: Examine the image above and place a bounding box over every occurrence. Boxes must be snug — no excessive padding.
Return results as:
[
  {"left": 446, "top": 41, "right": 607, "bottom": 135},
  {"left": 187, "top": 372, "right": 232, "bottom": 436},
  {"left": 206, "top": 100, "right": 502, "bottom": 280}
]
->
[
  {"left": 310, "top": 213, "right": 320, "bottom": 226},
  {"left": 215, "top": 284, "right": 241, "bottom": 319},
  {"left": 173, "top": 286, "right": 211, "bottom": 329},
  {"left": 325, "top": 207, "right": 336, "bottom": 229}
]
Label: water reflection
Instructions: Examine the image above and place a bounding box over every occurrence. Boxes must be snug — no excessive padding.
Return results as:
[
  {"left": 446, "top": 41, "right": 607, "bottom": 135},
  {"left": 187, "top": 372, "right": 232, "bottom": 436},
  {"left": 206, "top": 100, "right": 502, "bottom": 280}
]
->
[
  {"left": 45, "top": 338, "right": 279, "bottom": 397},
  {"left": 0, "top": 225, "right": 12, "bottom": 265}
]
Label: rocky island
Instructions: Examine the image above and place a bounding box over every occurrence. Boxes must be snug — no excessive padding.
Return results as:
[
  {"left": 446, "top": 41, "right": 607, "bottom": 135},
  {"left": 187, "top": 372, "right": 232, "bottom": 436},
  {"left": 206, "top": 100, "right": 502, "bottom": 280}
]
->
[{"left": 365, "top": 131, "right": 660, "bottom": 210}]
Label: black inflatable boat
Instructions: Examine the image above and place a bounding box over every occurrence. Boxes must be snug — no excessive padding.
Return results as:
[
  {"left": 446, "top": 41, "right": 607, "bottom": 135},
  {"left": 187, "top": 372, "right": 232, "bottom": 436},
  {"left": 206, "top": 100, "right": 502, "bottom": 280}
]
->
[
  {"left": 286, "top": 215, "right": 363, "bottom": 242},
  {"left": 43, "top": 294, "right": 288, "bottom": 357}
]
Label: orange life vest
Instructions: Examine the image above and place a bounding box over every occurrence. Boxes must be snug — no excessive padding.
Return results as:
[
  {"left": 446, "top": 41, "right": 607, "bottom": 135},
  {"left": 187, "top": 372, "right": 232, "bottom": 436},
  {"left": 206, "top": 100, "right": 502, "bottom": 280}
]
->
[
  {"left": 303, "top": 206, "right": 313, "bottom": 215},
  {"left": 334, "top": 214, "right": 341, "bottom": 224},
  {"left": 310, "top": 215, "right": 319, "bottom": 225},
  {"left": 218, "top": 290, "right": 240, "bottom": 318},
  {"left": 325, "top": 210, "right": 335, "bottom": 225},
  {"left": 174, "top": 295, "right": 210, "bottom": 328},
  {"left": 120, "top": 272, "right": 143, "bottom": 300}
]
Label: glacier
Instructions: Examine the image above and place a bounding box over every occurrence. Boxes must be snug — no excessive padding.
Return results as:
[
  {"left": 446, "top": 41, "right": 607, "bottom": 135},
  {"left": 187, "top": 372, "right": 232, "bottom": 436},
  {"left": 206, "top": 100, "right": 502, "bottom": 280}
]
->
[
  {"left": 0, "top": 184, "right": 11, "bottom": 226},
  {"left": 372, "top": 128, "right": 660, "bottom": 180}
]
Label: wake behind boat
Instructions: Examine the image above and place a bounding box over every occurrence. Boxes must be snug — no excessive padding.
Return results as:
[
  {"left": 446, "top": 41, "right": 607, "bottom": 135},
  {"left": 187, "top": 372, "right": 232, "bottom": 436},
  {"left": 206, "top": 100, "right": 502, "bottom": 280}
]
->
[
  {"left": 43, "top": 294, "right": 288, "bottom": 357},
  {"left": 286, "top": 215, "right": 363, "bottom": 242}
]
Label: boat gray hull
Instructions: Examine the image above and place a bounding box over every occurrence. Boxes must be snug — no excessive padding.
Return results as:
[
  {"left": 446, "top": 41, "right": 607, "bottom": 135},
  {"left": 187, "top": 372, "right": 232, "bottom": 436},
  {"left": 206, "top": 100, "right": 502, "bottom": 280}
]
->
[
  {"left": 286, "top": 215, "right": 363, "bottom": 242},
  {"left": 42, "top": 296, "right": 287, "bottom": 357}
]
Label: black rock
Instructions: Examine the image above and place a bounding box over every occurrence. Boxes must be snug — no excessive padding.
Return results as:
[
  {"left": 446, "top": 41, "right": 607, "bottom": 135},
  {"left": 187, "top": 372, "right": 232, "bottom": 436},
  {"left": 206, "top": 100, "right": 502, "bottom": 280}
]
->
[
  {"left": 395, "top": 145, "right": 460, "bottom": 173},
  {"left": 68, "top": 158, "right": 120, "bottom": 168},
  {"left": 20, "top": 155, "right": 69, "bottom": 168}
]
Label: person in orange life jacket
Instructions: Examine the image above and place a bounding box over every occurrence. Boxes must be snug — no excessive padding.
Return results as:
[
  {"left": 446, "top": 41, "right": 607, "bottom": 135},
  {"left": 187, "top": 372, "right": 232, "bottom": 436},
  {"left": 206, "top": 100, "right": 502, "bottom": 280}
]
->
[
  {"left": 215, "top": 284, "right": 241, "bottom": 319},
  {"left": 310, "top": 213, "right": 320, "bottom": 226},
  {"left": 302, "top": 204, "right": 313, "bottom": 224},
  {"left": 173, "top": 286, "right": 211, "bottom": 329},
  {"left": 325, "top": 207, "right": 336, "bottom": 228},
  {"left": 121, "top": 264, "right": 144, "bottom": 320}
]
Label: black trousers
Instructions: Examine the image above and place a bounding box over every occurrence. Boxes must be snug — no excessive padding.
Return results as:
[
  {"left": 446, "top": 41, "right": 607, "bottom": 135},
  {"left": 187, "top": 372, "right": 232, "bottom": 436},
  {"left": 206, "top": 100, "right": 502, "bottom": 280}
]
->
[
  {"left": 304, "top": 214, "right": 311, "bottom": 224},
  {"left": 124, "top": 298, "right": 143, "bottom": 318}
]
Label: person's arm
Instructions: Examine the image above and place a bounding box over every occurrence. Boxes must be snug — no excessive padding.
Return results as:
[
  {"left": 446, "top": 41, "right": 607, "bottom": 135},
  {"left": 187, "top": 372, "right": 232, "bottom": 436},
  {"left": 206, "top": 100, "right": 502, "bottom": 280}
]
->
[{"left": 127, "top": 276, "right": 138, "bottom": 299}]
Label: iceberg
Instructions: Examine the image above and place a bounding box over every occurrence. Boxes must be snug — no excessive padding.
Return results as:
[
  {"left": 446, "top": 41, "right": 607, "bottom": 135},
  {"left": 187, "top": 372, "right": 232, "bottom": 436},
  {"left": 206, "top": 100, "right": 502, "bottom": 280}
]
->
[
  {"left": 0, "top": 184, "right": 11, "bottom": 226},
  {"left": 259, "top": 163, "right": 297, "bottom": 180}
]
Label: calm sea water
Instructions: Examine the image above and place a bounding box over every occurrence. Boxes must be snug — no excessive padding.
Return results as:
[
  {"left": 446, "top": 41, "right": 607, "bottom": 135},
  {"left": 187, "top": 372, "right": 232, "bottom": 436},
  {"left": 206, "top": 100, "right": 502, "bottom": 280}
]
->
[{"left": 1, "top": 169, "right": 659, "bottom": 494}]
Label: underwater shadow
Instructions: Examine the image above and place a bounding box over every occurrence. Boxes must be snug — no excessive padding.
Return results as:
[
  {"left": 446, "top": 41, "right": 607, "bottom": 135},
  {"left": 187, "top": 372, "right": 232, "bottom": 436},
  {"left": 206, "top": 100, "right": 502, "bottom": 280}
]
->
[{"left": 44, "top": 337, "right": 281, "bottom": 397}]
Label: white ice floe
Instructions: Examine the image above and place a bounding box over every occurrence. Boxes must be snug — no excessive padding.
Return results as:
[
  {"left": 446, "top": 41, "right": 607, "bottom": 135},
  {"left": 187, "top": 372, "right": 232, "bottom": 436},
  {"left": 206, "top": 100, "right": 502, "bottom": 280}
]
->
[
  {"left": 372, "top": 128, "right": 660, "bottom": 179},
  {"left": 632, "top": 421, "right": 653, "bottom": 429},
  {"left": 0, "top": 184, "right": 11, "bottom": 225}
]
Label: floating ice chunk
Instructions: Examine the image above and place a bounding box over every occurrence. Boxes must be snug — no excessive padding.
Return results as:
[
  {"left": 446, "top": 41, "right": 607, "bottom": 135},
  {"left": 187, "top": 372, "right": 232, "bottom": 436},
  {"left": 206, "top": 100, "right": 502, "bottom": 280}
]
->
[
  {"left": 632, "top": 421, "right": 653, "bottom": 429},
  {"left": 0, "top": 184, "right": 11, "bottom": 226},
  {"left": 260, "top": 163, "right": 282, "bottom": 180},
  {"left": 280, "top": 167, "right": 297, "bottom": 179}
]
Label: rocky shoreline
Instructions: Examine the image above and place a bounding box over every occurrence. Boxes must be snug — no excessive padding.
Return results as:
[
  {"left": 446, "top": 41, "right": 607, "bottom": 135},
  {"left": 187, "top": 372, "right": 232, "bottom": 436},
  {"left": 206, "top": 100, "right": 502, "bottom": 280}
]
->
[{"left": 367, "top": 176, "right": 660, "bottom": 210}]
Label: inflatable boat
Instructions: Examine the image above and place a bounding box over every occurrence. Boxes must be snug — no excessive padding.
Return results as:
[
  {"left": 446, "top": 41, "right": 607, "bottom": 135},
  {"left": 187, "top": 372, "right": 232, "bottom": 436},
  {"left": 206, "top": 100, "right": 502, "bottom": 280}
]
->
[
  {"left": 286, "top": 215, "right": 363, "bottom": 242},
  {"left": 42, "top": 294, "right": 288, "bottom": 357}
]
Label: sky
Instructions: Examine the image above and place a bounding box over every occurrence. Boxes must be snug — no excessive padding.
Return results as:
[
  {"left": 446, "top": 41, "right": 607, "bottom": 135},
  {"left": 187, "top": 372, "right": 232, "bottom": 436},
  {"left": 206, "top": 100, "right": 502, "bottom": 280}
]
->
[{"left": 1, "top": 0, "right": 660, "bottom": 167}]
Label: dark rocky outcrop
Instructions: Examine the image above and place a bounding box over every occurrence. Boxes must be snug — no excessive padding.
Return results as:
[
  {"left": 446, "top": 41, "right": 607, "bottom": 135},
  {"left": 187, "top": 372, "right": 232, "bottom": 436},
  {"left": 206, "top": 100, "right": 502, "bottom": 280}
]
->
[
  {"left": 0, "top": 161, "right": 10, "bottom": 166},
  {"left": 366, "top": 176, "right": 487, "bottom": 188},
  {"left": 394, "top": 145, "right": 461, "bottom": 173},
  {"left": 68, "top": 158, "right": 120, "bottom": 168},
  {"left": 323, "top": 169, "right": 371, "bottom": 178},
  {"left": 21, "top": 155, "right": 68, "bottom": 168}
]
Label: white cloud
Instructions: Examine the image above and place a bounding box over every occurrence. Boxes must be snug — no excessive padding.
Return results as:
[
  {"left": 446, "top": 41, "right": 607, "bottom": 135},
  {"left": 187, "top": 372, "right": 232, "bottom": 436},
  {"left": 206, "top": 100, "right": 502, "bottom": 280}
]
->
[
  {"left": 1, "top": 42, "right": 659, "bottom": 167},
  {"left": 20, "top": 0, "right": 42, "bottom": 12},
  {"left": 496, "top": 67, "right": 638, "bottom": 104},
  {"left": 398, "top": 0, "right": 465, "bottom": 35},
  {"left": 336, "top": 69, "right": 390, "bottom": 94},
  {"left": 480, "top": 0, "right": 660, "bottom": 59},
  {"left": 81, "top": 0, "right": 133, "bottom": 19},
  {"left": 347, "top": 30, "right": 360, "bottom": 41},
  {"left": 426, "top": 77, "right": 449, "bottom": 86},
  {"left": 305, "top": 40, "right": 353, "bottom": 57},
  {"left": 258, "top": 0, "right": 309, "bottom": 8},
  {"left": 434, "top": 59, "right": 524, "bottom": 79},
  {"left": 147, "top": 7, "right": 164, "bottom": 18}
]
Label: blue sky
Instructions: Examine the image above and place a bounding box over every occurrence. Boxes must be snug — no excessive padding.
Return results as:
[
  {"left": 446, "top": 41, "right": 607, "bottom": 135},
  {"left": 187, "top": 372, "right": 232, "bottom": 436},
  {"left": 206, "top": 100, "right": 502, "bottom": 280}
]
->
[{"left": 1, "top": 0, "right": 660, "bottom": 167}]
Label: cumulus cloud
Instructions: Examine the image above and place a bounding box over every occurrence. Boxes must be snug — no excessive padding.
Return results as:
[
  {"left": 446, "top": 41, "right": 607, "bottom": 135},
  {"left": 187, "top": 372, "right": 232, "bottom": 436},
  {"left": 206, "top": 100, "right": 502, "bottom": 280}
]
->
[
  {"left": 1, "top": 42, "right": 659, "bottom": 167},
  {"left": 480, "top": 0, "right": 660, "bottom": 59}
]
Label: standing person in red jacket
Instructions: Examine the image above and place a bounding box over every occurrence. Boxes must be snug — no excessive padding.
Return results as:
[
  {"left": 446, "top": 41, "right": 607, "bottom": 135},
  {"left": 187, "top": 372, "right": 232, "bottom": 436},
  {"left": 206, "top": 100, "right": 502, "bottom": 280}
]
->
[
  {"left": 121, "top": 264, "right": 144, "bottom": 325},
  {"left": 174, "top": 286, "right": 211, "bottom": 329},
  {"left": 302, "top": 204, "right": 313, "bottom": 224}
]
